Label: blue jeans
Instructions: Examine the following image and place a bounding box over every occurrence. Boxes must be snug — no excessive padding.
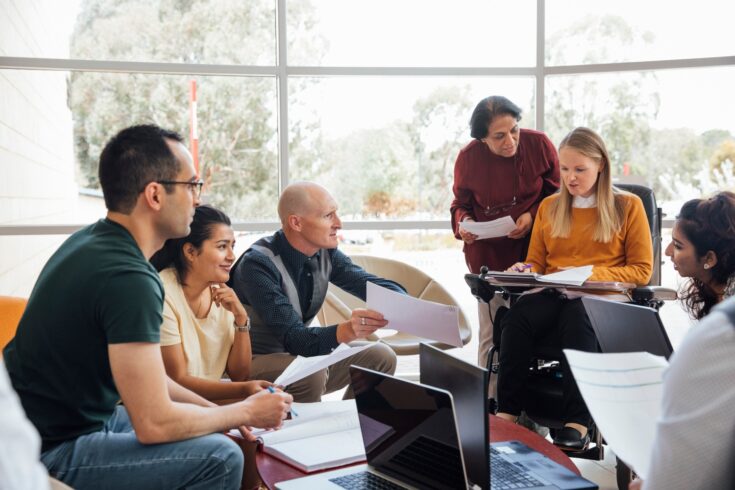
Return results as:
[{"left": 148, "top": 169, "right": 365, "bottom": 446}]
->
[{"left": 41, "top": 406, "right": 244, "bottom": 490}]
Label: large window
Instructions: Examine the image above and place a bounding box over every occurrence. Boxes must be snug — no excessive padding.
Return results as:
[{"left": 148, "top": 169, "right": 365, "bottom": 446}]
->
[
  {"left": 1, "top": 0, "right": 734, "bottom": 313},
  {"left": 287, "top": 0, "right": 536, "bottom": 67},
  {"left": 546, "top": 0, "right": 735, "bottom": 65},
  {"left": 289, "top": 76, "right": 535, "bottom": 219}
]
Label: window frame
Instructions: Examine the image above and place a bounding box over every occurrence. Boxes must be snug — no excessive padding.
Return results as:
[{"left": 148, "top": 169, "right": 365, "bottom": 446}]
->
[{"left": 1, "top": 0, "right": 733, "bottom": 236}]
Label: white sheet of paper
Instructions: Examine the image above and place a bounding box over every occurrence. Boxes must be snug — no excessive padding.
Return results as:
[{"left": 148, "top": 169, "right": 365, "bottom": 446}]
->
[
  {"left": 366, "top": 282, "right": 462, "bottom": 348},
  {"left": 273, "top": 343, "right": 374, "bottom": 387},
  {"left": 459, "top": 216, "right": 516, "bottom": 239},
  {"left": 538, "top": 265, "right": 593, "bottom": 286},
  {"left": 564, "top": 349, "right": 669, "bottom": 479}
]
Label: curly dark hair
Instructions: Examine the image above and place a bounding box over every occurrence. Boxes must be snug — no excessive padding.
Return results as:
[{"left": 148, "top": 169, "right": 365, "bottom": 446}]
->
[{"left": 676, "top": 191, "right": 735, "bottom": 319}]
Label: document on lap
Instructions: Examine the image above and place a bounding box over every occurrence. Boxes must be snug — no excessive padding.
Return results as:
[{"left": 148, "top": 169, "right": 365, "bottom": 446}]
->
[
  {"left": 564, "top": 349, "right": 668, "bottom": 480},
  {"left": 537, "top": 265, "right": 593, "bottom": 286},
  {"left": 366, "top": 282, "right": 463, "bottom": 348},
  {"left": 486, "top": 264, "right": 593, "bottom": 287},
  {"left": 273, "top": 343, "right": 374, "bottom": 387},
  {"left": 239, "top": 400, "right": 366, "bottom": 472},
  {"left": 459, "top": 215, "right": 516, "bottom": 239}
]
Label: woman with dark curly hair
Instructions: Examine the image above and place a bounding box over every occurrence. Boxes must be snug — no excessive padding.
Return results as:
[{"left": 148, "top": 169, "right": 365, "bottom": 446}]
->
[{"left": 665, "top": 191, "right": 735, "bottom": 319}]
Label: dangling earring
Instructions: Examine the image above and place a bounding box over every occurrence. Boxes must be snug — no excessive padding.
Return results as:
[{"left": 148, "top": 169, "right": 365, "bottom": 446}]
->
[{"left": 704, "top": 264, "right": 711, "bottom": 270}]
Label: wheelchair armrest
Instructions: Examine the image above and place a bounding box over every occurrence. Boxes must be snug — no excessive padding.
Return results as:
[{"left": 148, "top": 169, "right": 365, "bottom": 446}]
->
[
  {"left": 464, "top": 273, "right": 501, "bottom": 304},
  {"left": 631, "top": 286, "right": 678, "bottom": 305}
]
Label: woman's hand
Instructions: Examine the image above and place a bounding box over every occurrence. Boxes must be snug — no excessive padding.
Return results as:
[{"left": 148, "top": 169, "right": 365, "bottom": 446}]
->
[
  {"left": 459, "top": 218, "right": 479, "bottom": 244},
  {"left": 506, "top": 262, "right": 534, "bottom": 273},
  {"left": 211, "top": 283, "right": 248, "bottom": 325},
  {"left": 241, "top": 380, "right": 274, "bottom": 398},
  {"left": 508, "top": 212, "right": 532, "bottom": 239}
]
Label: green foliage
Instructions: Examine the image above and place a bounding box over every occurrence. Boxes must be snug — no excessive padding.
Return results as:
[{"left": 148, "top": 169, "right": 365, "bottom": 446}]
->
[{"left": 69, "top": 0, "right": 321, "bottom": 220}]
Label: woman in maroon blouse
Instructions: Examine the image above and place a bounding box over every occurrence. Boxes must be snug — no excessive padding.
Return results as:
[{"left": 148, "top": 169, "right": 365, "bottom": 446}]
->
[{"left": 450, "top": 96, "right": 560, "bottom": 388}]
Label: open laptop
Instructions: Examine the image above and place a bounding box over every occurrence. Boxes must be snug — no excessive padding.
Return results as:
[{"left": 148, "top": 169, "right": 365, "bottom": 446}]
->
[
  {"left": 420, "top": 343, "right": 597, "bottom": 490},
  {"left": 277, "top": 366, "right": 471, "bottom": 490},
  {"left": 581, "top": 297, "right": 673, "bottom": 359}
]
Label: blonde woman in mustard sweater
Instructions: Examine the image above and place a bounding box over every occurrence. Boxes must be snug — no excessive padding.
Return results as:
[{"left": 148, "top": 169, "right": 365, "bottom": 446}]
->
[{"left": 496, "top": 127, "right": 653, "bottom": 451}]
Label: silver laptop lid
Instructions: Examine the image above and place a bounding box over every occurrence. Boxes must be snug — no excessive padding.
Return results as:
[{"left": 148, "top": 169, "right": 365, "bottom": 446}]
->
[{"left": 349, "top": 366, "right": 471, "bottom": 490}]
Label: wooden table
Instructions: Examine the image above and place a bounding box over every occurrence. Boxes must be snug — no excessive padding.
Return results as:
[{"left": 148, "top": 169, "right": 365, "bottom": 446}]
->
[{"left": 254, "top": 414, "right": 580, "bottom": 489}]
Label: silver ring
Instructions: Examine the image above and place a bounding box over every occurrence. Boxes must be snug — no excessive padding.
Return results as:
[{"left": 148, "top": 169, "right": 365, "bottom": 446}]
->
[{"left": 360, "top": 317, "right": 366, "bottom": 326}]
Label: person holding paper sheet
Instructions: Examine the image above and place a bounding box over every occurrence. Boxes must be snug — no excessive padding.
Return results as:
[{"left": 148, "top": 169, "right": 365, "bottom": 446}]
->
[
  {"left": 450, "top": 95, "right": 560, "bottom": 381},
  {"left": 497, "top": 127, "right": 653, "bottom": 451},
  {"left": 228, "top": 182, "right": 407, "bottom": 402},
  {"left": 629, "top": 297, "right": 735, "bottom": 490},
  {"left": 150, "top": 204, "right": 275, "bottom": 403}
]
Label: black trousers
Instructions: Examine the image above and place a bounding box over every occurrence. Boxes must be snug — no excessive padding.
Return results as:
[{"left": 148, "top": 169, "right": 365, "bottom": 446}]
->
[{"left": 496, "top": 290, "right": 597, "bottom": 426}]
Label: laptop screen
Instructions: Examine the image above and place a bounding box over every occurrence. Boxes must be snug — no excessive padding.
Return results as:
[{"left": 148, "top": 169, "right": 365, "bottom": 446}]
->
[
  {"left": 420, "top": 343, "right": 490, "bottom": 490},
  {"left": 349, "top": 366, "right": 468, "bottom": 490}
]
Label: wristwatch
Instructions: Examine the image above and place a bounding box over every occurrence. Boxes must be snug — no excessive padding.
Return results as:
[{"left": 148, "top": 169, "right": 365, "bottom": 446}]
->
[{"left": 234, "top": 318, "right": 251, "bottom": 332}]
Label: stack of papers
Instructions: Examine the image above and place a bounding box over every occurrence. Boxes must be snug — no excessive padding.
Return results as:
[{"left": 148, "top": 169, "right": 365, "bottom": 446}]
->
[
  {"left": 486, "top": 265, "right": 593, "bottom": 287},
  {"left": 564, "top": 349, "right": 668, "bottom": 479},
  {"left": 459, "top": 216, "right": 516, "bottom": 239}
]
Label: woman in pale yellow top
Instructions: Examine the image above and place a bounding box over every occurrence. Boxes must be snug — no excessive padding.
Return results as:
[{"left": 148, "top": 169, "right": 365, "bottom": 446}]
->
[
  {"left": 151, "top": 204, "right": 270, "bottom": 402},
  {"left": 497, "top": 127, "right": 653, "bottom": 451}
]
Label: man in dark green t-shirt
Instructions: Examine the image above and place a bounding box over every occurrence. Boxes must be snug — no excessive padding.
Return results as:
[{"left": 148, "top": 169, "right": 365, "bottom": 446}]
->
[{"left": 3, "top": 125, "right": 292, "bottom": 489}]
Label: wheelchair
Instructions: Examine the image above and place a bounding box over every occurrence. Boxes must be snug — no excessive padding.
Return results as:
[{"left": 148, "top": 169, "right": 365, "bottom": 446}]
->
[{"left": 464, "top": 184, "right": 677, "bottom": 490}]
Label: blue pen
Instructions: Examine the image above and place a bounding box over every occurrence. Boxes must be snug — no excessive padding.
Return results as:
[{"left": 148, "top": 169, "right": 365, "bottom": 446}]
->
[{"left": 268, "top": 385, "right": 298, "bottom": 417}]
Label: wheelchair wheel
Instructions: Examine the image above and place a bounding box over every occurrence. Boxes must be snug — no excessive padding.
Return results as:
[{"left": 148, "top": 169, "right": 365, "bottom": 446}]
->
[{"left": 615, "top": 457, "right": 635, "bottom": 490}]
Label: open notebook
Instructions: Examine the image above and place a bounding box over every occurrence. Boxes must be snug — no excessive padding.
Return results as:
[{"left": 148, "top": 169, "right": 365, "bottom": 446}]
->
[{"left": 246, "top": 400, "right": 366, "bottom": 472}]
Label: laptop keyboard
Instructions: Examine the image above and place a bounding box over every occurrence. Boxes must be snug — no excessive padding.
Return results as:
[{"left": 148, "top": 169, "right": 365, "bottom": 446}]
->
[
  {"left": 330, "top": 471, "right": 404, "bottom": 490},
  {"left": 490, "top": 447, "right": 547, "bottom": 489}
]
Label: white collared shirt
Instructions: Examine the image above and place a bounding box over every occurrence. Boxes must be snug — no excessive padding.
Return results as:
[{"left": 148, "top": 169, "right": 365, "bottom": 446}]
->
[{"left": 573, "top": 194, "right": 597, "bottom": 208}]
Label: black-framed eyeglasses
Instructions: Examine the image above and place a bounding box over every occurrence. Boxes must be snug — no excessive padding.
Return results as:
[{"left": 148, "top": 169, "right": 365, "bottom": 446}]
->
[{"left": 157, "top": 180, "right": 204, "bottom": 198}]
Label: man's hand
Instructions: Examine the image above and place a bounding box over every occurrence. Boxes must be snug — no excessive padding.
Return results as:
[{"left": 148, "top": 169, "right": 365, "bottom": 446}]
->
[
  {"left": 237, "top": 425, "right": 257, "bottom": 442},
  {"left": 336, "top": 308, "right": 388, "bottom": 343},
  {"left": 507, "top": 212, "right": 532, "bottom": 239},
  {"left": 458, "top": 218, "right": 478, "bottom": 244},
  {"left": 241, "top": 389, "right": 292, "bottom": 430}
]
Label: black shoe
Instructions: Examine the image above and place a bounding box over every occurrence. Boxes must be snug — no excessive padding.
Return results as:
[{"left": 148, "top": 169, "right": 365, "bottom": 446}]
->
[{"left": 552, "top": 426, "right": 590, "bottom": 451}]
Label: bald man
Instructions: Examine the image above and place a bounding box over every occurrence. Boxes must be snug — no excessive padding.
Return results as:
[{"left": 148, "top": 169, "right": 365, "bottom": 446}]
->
[{"left": 228, "top": 182, "right": 405, "bottom": 402}]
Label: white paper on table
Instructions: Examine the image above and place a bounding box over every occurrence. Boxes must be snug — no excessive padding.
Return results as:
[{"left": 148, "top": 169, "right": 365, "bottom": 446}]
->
[
  {"left": 563, "top": 349, "right": 669, "bottom": 479},
  {"left": 538, "top": 265, "right": 593, "bottom": 286},
  {"left": 273, "top": 343, "right": 374, "bottom": 387},
  {"left": 366, "top": 282, "right": 462, "bottom": 348},
  {"left": 459, "top": 216, "right": 516, "bottom": 239}
]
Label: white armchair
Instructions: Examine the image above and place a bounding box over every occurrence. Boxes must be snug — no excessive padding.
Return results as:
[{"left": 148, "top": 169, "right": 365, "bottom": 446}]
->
[{"left": 316, "top": 255, "right": 472, "bottom": 355}]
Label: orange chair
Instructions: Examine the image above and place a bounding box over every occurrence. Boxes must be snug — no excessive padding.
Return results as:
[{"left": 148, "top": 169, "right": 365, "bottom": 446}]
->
[{"left": 0, "top": 295, "right": 27, "bottom": 350}]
